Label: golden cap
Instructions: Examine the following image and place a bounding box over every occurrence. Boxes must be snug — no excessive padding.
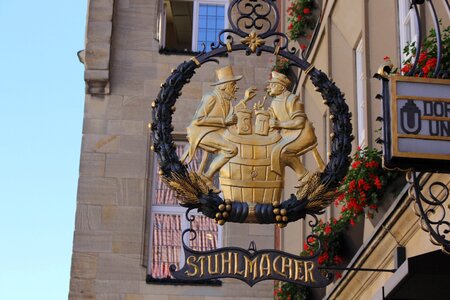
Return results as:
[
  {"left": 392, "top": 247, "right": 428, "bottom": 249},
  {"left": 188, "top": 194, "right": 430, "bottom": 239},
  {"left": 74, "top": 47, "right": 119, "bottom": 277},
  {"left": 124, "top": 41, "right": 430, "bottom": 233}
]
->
[{"left": 267, "top": 71, "right": 291, "bottom": 87}]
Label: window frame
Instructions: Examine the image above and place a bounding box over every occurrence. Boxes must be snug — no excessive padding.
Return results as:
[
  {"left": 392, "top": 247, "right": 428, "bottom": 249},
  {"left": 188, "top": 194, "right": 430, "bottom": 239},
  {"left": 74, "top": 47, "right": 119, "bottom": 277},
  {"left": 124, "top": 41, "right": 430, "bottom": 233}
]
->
[
  {"left": 355, "top": 39, "right": 366, "bottom": 147},
  {"left": 158, "top": 0, "right": 229, "bottom": 52},
  {"left": 192, "top": 0, "right": 230, "bottom": 52},
  {"left": 147, "top": 138, "right": 223, "bottom": 281},
  {"left": 398, "top": 0, "right": 419, "bottom": 63}
]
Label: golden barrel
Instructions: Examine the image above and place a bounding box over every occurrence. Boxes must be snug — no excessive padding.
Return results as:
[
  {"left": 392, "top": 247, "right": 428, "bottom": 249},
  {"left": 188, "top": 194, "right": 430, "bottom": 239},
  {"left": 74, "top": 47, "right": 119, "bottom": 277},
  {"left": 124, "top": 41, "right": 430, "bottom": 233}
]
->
[{"left": 219, "top": 129, "right": 283, "bottom": 204}]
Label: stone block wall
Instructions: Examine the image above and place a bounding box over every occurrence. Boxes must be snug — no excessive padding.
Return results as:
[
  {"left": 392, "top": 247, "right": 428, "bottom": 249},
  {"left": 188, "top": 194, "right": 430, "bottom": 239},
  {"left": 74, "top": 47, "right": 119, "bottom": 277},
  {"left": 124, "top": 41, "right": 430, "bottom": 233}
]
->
[{"left": 70, "top": 0, "right": 277, "bottom": 299}]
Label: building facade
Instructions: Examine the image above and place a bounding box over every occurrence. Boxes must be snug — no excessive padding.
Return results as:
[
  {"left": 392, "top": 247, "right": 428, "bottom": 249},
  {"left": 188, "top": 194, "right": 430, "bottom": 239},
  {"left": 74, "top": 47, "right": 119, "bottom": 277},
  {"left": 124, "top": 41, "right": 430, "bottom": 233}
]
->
[
  {"left": 283, "top": 0, "right": 450, "bottom": 299},
  {"left": 70, "top": 0, "right": 449, "bottom": 299}
]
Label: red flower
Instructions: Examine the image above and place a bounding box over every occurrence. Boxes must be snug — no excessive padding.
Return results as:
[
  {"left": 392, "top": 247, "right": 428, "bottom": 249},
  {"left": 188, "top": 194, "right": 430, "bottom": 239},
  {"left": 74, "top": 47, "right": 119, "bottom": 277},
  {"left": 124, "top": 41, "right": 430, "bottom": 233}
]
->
[
  {"left": 318, "top": 252, "right": 329, "bottom": 265},
  {"left": 324, "top": 225, "right": 332, "bottom": 235},
  {"left": 365, "top": 160, "right": 379, "bottom": 168},
  {"left": 426, "top": 57, "right": 437, "bottom": 67},
  {"left": 300, "top": 44, "right": 307, "bottom": 50},
  {"left": 297, "top": 15, "right": 302, "bottom": 21},
  {"left": 401, "top": 63, "right": 412, "bottom": 74},
  {"left": 350, "top": 218, "right": 355, "bottom": 226},
  {"left": 288, "top": 23, "right": 293, "bottom": 30},
  {"left": 418, "top": 51, "right": 427, "bottom": 64},
  {"left": 384, "top": 56, "right": 390, "bottom": 61},
  {"left": 352, "top": 160, "right": 361, "bottom": 169},
  {"left": 358, "top": 179, "right": 370, "bottom": 191},
  {"left": 307, "top": 236, "right": 316, "bottom": 244},
  {"left": 303, "top": 7, "right": 311, "bottom": 14},
  {"left": 369, "top": 204, "right": 378, "bottom": 209},
  {"left": 303, "top": 242, "right": 309, "bottom": 250},
  {"left": 349, "top": 180, "right": 356, "bottom": 192},
  {"left": 374, "top": 177, "right": 382, "bottom": 190}
]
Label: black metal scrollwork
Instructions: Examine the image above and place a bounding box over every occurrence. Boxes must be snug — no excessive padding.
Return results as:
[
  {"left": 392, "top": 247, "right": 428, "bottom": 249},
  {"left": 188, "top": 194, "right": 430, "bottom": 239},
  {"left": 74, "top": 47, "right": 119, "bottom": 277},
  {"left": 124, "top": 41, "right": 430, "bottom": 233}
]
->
[
  {"left": 152, "top": 0, "right": 352, "bottom": 226},
  {"left": 410, "top": 172, "right": 450, "bottom": 253}
]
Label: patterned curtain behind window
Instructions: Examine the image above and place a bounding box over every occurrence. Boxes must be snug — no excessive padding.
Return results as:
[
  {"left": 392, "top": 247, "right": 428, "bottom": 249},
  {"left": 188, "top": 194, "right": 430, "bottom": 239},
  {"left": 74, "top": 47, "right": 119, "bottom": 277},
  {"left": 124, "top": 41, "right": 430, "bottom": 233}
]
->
[
  {"left": 151, "top": 143, "right": 218, "bottom": 278},
  {"left": 151, "top": 214, "right": 182, "bottom": 278},
  {"left": 190, "top": 216, "right": 218, "bottom": 251}
]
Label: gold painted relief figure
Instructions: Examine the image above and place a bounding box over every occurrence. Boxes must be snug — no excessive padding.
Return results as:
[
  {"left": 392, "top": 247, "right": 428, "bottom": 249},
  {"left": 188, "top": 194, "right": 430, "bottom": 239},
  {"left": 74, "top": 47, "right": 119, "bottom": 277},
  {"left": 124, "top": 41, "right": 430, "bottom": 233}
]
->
[
  {"left": 181, "top": 66, "right": 257, "bottom": 189},
  {"left": 265, "top": 72, "right": 325, "bottom": 184},
  {"left": 182, "top": 66, "right": 323, "bottom": 204}
]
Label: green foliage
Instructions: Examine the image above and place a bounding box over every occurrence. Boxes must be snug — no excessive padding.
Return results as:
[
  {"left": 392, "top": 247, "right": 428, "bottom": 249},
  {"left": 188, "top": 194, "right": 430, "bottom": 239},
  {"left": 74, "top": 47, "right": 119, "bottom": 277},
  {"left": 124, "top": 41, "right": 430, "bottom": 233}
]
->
[
  {"left": 401, "top": 23, "right": 450, "bottom": 76},
  {"left": 275, "top": 147, "right": 401, "bottom": 299},
  {"left": 286, "top": 0, "right": 315, "bottom": 41},
  {"left": 274, "top": 281, "right": 310, "bottom": 300},
  {"left": 272, "top": 56, "right": 290, "bottom": 75}
]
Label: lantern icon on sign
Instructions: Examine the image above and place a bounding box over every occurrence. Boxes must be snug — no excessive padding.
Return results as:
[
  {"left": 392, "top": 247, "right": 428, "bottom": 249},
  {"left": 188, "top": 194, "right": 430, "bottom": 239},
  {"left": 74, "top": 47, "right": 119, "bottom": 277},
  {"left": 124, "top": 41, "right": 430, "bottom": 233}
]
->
[{"left": 400, "top": 100, "right": 421, "bottom": 135}]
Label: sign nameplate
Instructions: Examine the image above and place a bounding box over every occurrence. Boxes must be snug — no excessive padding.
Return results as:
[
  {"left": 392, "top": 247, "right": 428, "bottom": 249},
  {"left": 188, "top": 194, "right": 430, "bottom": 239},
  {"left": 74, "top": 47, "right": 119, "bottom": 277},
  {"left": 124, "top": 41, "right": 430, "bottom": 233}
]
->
[
  {"left": 170, "top": 235, "right": 332, "bottom": 287},
  {"left": 384, "top": 76, "right": 450, "bottom": 171}
]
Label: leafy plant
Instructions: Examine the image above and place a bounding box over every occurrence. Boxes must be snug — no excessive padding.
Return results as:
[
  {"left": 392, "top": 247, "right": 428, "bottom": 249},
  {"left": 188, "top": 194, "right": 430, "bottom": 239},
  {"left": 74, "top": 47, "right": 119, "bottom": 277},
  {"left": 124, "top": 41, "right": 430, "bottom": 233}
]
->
[
  {"left": 401, "top": 24, "right": 450, "bottom": 77},
  {"left": 274, "top": 281, "right": 310, "bottom": 300},
  {"left": 275, "top": 147, "right": 400, "bottom": 299},
  {"left": 287, "top": 0, "right": 316, "bottom": 41},
  {"left": 272, "top": 56, "right": 290, "bottom": 75}
]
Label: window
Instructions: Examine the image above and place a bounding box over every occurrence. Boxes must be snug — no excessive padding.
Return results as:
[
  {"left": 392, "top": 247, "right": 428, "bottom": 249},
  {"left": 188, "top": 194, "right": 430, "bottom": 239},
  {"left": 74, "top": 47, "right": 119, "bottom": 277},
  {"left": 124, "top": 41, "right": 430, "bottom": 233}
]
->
[
  {"left": 355, "top": 39, "right": 366, "bottom": 147},
  {"left": 398, "top": 0, "right": 418, "bottom": 62},
  {"left": 148, "top": 141, "right": 222, "bottom": 279},
  {"left": 160, "top": 0, "right": 228, "bottom": 52},
  {"left": 322, "top": 111, "right": 330, "bottom": 163}
]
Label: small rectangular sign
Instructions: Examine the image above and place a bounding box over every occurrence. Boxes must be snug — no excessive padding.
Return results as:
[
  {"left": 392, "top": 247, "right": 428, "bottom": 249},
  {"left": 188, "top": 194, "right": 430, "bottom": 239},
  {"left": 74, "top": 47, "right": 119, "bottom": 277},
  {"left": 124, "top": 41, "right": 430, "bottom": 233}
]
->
[{"left": 384, "top": 76, "right": 450, "bottom": 171}]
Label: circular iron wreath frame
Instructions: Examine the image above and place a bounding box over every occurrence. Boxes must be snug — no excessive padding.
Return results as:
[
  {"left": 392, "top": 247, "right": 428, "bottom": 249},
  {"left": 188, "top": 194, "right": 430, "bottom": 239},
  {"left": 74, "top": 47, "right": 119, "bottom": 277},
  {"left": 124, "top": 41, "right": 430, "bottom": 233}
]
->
[
  {"left": 151, "top": 1, "right": 352, "bottom": 226},
  {"left": 151, "top": 48, "right": 352, "bottom": 226}
]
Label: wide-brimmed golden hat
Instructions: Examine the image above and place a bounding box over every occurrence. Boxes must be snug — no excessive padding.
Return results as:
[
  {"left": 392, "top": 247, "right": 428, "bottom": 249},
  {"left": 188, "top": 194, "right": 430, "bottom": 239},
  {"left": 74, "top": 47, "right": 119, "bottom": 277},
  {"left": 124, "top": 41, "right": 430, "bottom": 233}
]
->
[
  {"left": 267, "top": 71, "right": 291, "bottom": 87},
  {"left": 211, "top": 65, "right": 243, "bottom": 86}
]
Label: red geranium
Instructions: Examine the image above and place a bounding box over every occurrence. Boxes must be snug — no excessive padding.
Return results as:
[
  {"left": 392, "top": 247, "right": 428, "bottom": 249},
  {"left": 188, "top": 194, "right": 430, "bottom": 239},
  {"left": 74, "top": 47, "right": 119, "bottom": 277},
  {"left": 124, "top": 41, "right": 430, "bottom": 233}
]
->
[
  {"left": 279, "top": 146, "right": 399, "bottom": 299},
  {"left": 401, "top": 63, "right": 412, "bottom": 74},
  {"left": 400, "top": 24, "right": 449, "bottom": 77},
  {"left": 351, "top": 160, "right": 361, "bottom": 169},
  {"left": 318, "top": 252, "right": 329, "bottom": 264},
  {"left": 286, "top": 0, "right": 315, "bottom": 40}
]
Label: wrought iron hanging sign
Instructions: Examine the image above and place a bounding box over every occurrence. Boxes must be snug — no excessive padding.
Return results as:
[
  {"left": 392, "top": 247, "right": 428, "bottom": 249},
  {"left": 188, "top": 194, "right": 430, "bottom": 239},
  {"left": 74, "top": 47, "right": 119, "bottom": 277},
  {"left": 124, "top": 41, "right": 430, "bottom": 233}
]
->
[
  {"left": 170, "top": 229, "right": 330, "bottom": 287},
  {"left": 381, "top": 75, "right": 450, "bottom": 172},
  {"left": 151, "top": 0, "right": 352, "bottom": 286},
  {"left": 374, "top": 0, "right": 450, "bottom": 254}
]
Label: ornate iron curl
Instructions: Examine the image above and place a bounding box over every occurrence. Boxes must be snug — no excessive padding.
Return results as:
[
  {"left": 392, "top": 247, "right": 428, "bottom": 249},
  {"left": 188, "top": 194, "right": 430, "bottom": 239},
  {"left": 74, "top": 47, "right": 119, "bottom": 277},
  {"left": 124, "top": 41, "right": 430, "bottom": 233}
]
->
[
  {"left": 202, "top": 0, "right": 295, "bottom": 55},
  {"left": 409, "top": 172, "right": 450, "bottom": 253},
  {"left": 151, "top": 0, "right": 352, "bottom": 226},
  {"left": 169, "top": 228, "right": 197, "bottom": 274},
  {"left": 230, "top": 0, "right": 279, "bottom": 38}
]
